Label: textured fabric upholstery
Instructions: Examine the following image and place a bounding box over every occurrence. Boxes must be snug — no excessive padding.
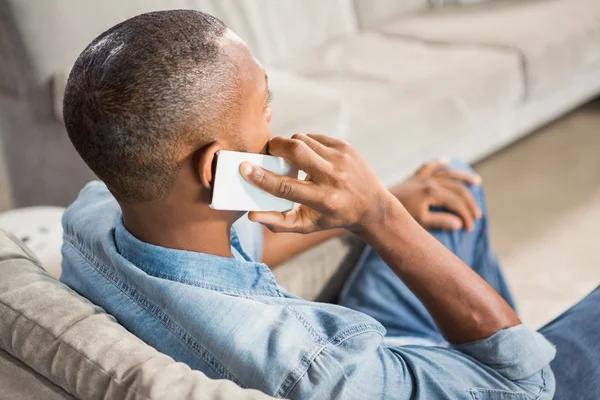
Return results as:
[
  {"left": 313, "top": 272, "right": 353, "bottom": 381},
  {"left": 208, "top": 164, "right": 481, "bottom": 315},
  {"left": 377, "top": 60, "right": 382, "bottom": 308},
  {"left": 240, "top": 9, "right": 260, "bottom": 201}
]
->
[
  {"left": 0, "top": 230, "right": 274, "bottom": 400},
  {"left": 264, "top": 69, "right": 347, "bottom": 139},
  {"left": 0, "top": 348, "right": 74, "bottom": 400},
  {"left": 235, "top": 0, "right": 358, "bottom": 65},
  {"left": 354, "top": 0, "right": 428, "bottom": 28}
]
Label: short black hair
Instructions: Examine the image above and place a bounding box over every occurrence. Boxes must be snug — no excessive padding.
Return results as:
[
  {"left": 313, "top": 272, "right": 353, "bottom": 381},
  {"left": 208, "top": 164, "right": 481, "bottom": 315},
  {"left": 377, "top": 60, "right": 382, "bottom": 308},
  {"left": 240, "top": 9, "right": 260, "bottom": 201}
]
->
[{"left": 63, "top": 10, "right": 240, "bottom": 202}]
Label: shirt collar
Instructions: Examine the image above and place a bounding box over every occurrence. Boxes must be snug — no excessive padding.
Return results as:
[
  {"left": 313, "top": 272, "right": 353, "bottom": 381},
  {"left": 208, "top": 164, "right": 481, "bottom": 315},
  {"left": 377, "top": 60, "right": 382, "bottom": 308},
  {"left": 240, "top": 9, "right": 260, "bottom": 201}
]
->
[{"left": 114, "top": 217, "right": 282, "bottom": 297}]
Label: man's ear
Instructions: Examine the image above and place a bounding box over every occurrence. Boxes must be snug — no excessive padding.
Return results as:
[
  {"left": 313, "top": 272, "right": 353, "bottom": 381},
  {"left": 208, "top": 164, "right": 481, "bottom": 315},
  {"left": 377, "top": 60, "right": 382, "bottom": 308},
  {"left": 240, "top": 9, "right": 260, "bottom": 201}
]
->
[{"left": 197, "top": 141, "right": 222, "bottom": 190}]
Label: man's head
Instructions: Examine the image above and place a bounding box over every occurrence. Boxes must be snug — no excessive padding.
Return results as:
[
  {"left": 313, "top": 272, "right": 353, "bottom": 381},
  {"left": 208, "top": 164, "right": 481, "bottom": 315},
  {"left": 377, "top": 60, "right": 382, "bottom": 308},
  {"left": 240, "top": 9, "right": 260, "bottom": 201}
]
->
[{"left": 64, "top": 10, "right": 272, "bottom": 203}]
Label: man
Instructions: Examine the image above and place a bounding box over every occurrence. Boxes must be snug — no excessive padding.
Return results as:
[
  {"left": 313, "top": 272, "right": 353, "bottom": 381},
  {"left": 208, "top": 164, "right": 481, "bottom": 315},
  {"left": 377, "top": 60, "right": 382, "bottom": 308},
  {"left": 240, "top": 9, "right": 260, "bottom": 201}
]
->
[{"left": 60, "top": 10, "right": 558, "bottom": 399}]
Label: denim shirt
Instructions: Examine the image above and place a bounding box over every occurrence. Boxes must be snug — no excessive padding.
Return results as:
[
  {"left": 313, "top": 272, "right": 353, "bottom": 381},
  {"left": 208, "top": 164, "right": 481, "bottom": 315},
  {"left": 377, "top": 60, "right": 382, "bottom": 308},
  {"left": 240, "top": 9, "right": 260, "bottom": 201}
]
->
[{"left": 61, "top": 182, "right": 556, "bottom": 400}]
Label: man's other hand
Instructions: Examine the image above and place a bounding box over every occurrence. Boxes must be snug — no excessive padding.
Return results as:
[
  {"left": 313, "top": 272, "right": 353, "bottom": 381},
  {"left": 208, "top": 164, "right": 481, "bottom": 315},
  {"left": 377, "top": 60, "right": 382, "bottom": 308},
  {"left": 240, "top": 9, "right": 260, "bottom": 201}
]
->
[{"left": 390, "top": 160, "right": 482, "bottom": 232}]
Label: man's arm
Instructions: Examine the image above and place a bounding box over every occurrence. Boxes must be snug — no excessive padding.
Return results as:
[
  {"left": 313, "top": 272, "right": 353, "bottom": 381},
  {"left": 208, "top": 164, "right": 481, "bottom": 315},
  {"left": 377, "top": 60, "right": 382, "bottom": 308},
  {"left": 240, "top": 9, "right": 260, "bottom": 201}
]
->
[
  {"left": 241, "top": 134, "right": 519, "bottom": 344},
  {"left": 358, "top": 200, "right": 518, "bottom": 343}
]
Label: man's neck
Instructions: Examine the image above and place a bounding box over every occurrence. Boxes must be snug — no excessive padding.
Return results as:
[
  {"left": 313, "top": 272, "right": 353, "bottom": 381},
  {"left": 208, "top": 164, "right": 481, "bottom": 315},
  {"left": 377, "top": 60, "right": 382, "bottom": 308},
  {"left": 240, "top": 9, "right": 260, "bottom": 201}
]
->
[{"left": 120, "top": 200, "right": 237, "bottom": 258}]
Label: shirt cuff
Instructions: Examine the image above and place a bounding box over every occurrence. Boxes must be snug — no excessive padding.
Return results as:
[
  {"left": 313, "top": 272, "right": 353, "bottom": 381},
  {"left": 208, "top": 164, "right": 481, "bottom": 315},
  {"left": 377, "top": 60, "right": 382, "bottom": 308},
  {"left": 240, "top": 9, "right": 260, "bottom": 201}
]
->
[{"left": 452, "top": 324, "right": 556, "bottom": 380}]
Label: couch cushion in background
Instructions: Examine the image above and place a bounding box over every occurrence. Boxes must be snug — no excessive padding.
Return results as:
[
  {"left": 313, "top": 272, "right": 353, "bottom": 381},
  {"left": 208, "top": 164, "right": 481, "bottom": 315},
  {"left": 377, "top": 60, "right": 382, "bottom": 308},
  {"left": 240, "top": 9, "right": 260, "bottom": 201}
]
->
[
  {"left": 376, "top": 0, "right": 600, "bottom": 100},
  {"left": 353, "top": 0, "right": 429, "bottom": 28},
  {"left": 260, "top": 69, "right": 348, "bottom": 139},
  {"left": 233, "top": 0, "right": 358, "bottom": 65},
  {"left": 280, "top": 33, "right": 523, "bottom": 186},
  {"left": 430, "top": 0, "right": 491, "bottom": 6},
  {"left": 0, "top": 230, "right": 274, "bottom": 400},
  {"left": 273, "top": 235, "right": 365, "bottom": 303}
]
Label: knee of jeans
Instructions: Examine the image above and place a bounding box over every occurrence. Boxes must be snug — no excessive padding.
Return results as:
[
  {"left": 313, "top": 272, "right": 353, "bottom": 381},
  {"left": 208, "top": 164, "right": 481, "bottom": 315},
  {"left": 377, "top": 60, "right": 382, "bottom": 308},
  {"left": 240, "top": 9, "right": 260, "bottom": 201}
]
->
[{"left": 448, "top": 158, "right": 486, "bottom": 214}]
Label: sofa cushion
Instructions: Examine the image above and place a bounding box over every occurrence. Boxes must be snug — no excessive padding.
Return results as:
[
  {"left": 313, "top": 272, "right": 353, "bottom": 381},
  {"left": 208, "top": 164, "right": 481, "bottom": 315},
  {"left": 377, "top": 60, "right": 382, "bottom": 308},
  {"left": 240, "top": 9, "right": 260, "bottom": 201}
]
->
[
  {"left": 264, "top": 69, "right": 348, "bottom": 139},
  {"left": 0, "top": 230, "right": 273, "bottom": 400},
  {"left": 237, "top": 0, "right": 358, "bottom": 65},
  {"left": 281, "top": 32, "right": 523, "bottom": 186},
  {"left": 354, "top": 0, "right": 429, "bottom": 28},
  {"left": 273, "top": 235, "right": 364, "bottom": 302},
  {"left": 430, "top": 0, "right": 491, "bottom": 6},
  {"left": 376, "top": 0, "right": 600, "bottom": 99},
  {"left": 0, "top": 348, "right": 75, "bottom": 400}
]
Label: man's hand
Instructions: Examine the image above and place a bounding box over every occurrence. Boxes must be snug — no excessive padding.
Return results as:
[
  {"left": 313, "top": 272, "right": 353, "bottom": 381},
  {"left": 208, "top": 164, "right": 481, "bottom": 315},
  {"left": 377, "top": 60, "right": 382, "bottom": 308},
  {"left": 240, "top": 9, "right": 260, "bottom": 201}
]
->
[
  {"left": 240, "top": 134, "right": 398, "bottom": 234},
  {"left": 390, "top": 160, "right": 482, "bottom": 232}
]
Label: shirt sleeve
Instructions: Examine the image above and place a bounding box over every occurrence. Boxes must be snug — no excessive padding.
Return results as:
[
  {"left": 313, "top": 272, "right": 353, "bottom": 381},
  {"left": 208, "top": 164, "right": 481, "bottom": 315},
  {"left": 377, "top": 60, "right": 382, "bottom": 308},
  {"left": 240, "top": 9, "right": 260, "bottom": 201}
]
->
[
  {"left": 288, "top": 325, "right": 556, "bottom": 400},
  {"left": 452, "top": 323, "right": 556, "bottom": 380}
]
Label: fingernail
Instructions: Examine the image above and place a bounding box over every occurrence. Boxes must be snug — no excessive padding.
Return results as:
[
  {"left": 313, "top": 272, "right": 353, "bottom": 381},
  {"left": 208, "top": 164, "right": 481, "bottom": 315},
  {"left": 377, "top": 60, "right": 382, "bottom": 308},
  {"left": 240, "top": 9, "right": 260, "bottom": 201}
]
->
[
  {"left": 476, "top": 208, "right": 482, "bottom": 218},
  {"left": 439, "top": 156, "right": 451, "bottom": 164},
  {"left": 240, "top": 162, "right": 253, "bottom": 176},
  {"left": 472, "top": 174, "right": 482, "bottom": 185},
  {"left": 452, "top": 220, "right": 462, "bottom": 230}
]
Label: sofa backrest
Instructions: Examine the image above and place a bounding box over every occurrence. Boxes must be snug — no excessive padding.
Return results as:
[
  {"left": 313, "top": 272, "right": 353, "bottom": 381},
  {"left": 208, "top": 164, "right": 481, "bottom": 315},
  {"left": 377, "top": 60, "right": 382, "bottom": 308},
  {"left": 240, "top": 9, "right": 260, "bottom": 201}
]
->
[
  {"left": 233, "top": 0, "right": 359, "bottom": 65},
  {"left": 354, "top": 0, "right": 429, "bottom": 28},
  {"left": 0, "top": 229, "right": 274, "bottom": 400}
]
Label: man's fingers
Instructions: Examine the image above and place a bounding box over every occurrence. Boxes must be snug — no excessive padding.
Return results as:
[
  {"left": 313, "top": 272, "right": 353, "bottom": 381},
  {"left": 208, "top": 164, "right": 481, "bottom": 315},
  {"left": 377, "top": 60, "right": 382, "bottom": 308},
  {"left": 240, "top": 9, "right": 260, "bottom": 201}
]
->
[
  {"left": 438, "top": 180, "right": 481, "bottom": 219},
  {"left": 421, "top": 212, "right": 464, "bottom": 231},
  {"left": 434, "top": 169, "right": 482, "bottom": 186},
  {"left": 416, "top": 159, "right": 450, "bottom": 177},
  {"left": 291, "top": 133, "right": 335, "bottom": 159},
  {"left": 240, "top": 162, "right": 321, "bottom": 207},
  {"left": 305, "top": 133, "right": 349, "bottom": 149},
  {"left": 267, "top": 136, "right": 330, "bottom": 176},
  {"left": 435, "top": 190, "right": 475, "bottom": 232}
]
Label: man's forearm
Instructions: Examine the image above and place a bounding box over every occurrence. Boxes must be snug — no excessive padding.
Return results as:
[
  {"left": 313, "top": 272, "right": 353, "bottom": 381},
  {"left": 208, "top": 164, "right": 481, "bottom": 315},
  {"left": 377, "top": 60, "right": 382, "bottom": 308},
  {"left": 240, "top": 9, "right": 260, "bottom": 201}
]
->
[{"left": 358, "top": 199, "right": 520, "bottom": 344}]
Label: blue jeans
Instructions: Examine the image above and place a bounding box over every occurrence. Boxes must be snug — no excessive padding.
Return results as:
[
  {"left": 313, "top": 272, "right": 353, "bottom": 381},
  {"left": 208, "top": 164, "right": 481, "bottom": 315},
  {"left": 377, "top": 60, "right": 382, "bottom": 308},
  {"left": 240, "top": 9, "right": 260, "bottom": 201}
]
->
[
  {"left": 339, "top": 159, "right": 599, "bottom": 399},
  {"left": 539, "top": 287, "right": 600, "bottom": 400}
]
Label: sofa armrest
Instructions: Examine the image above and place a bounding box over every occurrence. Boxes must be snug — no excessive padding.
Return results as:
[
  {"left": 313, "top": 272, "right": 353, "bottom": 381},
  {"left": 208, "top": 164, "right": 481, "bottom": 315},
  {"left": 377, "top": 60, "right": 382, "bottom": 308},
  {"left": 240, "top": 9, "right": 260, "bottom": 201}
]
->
[{"left": 0, "top": 230, "right": 275, "bottom": 400}]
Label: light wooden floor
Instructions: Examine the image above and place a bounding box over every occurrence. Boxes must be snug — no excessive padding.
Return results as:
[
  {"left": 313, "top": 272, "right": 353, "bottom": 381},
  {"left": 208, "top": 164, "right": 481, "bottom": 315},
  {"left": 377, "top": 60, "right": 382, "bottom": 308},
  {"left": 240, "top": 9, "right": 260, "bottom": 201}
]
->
[{"left": 475, "top": 99, "right": 600, "bottom": 329}]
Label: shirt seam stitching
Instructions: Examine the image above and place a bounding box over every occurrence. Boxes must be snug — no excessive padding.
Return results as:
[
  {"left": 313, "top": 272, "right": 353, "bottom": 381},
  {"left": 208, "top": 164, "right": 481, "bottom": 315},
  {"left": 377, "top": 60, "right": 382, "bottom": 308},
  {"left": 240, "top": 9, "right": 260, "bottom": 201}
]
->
[
  {"left": 63, "top": 237, "right": 243, "bottom": 387},
  {"left": 534, "top": 368, "right": 548, "bottom": 400},
  {"left": 144, "top": 270, "right": 280, "bottom": 298},
  {"left": 115, "top": 225, "right": 281, "bottom": 297},
  {"left": 276, "top": 342, "right": 328, "bottom": 397}
]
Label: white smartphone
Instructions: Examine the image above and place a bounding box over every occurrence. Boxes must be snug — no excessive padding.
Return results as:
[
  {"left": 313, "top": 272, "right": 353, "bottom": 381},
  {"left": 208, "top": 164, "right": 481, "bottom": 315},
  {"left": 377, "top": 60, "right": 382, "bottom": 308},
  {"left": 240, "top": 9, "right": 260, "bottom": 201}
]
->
[{"left": 210, "top": 150, "right": 299, "bottom": 212}]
